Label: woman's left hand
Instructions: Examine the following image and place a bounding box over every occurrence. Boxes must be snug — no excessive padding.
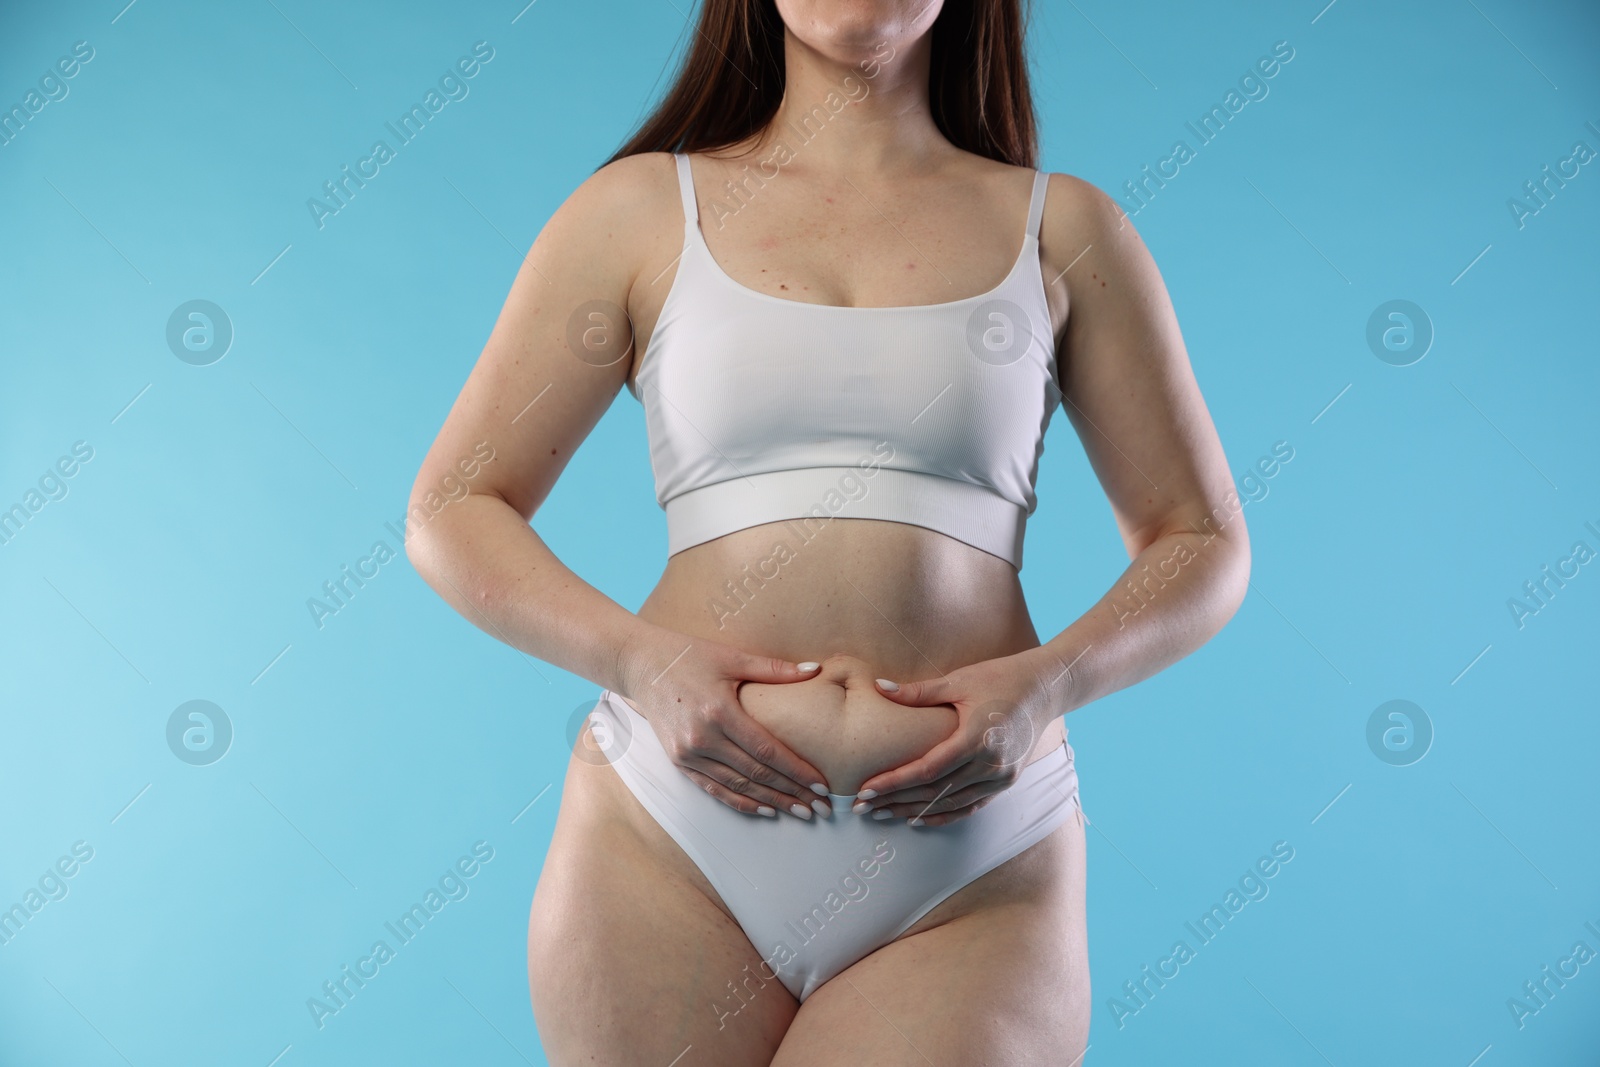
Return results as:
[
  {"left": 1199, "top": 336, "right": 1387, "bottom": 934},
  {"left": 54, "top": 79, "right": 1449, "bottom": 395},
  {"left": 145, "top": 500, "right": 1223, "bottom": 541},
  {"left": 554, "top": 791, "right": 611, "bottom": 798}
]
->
[{"left": 852, "top": 651, "right": 1067, "bottom": 826}]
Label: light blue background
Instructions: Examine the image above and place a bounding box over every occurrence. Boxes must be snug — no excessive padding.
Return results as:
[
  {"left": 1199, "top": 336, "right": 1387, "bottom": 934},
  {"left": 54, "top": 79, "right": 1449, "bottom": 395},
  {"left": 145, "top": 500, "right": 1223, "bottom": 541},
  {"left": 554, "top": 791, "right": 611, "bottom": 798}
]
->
[{"left": 2, "top": 0, "right": 1597, "bottom": 1064}]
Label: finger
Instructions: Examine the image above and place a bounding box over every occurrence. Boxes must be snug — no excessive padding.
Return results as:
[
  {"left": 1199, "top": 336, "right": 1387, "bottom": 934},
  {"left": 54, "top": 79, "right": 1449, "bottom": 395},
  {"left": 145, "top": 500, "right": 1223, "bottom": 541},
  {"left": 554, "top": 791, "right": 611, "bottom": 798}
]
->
[
  {"left": 684, "top": 756, "right": 822, "bottom": 820},
  {"left": 871, "top": 673, "right": 958, "bottom": 708},
  {"left": 698, "top": 746, "right": 830, "bottom": 819},
  {"left": 857, "top": 768, "right": 993, "bottom": 813},
  {"left": 907, "top": 790, "right": 1000, "bottom": 827},
  {"left": 720, "top": 711, "right": 832, "bottom": 798},
  {"left": 870, "top": 746, "right": 1025, "bottom": 808},
  {"left": 677, "top": 765, "right": 784, "bottom": 818},
  {"left": 864, "top": 781, "right": 1001, "bottom": 826},
  {"left": 853, "top": 732, "right": 975, "bottom": 802},
  {"left": 856, "top": 745, "right": 1027, "bottom": 812},
  {"left": 856, "top": 771, "right": 979, "bottom": 815},
  {"left": 736, "top": 653, "right": 823, "bottom": 685}
]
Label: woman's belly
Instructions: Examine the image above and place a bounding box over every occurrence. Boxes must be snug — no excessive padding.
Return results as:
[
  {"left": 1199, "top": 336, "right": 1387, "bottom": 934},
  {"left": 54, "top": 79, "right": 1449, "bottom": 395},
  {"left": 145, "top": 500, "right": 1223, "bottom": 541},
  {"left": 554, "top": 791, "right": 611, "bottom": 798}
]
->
[
  {"left": 637, "top": 517, "right": 1042, "bottom": 679},
  {"left": 737, "top": 653, "right": 959, "bottom": 796},
  {"left": 734, "top": 653, "right": 1064, "bottom": 797},
  {"left": 629, "top": 519, "right": 1064, "bottom": 798},
  {"left": 614, "top": 650, "right": 1064, "bottom": 801}
]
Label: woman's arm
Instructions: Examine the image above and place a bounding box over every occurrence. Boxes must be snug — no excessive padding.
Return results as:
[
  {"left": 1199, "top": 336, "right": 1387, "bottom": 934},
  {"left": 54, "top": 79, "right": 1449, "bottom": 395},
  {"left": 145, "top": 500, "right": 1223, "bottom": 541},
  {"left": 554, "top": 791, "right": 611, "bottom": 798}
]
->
[
  {"left": 856, "top": 174, "right": 1251, "bottom": 821},
  {"left": 404, "top": 154, "right": 661, "bottom": 693},
  {"left": 1023, "top": 173, "right": 1252, "bottom": 709},
  {"left": 405, "top": 153, "right": 829, "bottom": 817}
]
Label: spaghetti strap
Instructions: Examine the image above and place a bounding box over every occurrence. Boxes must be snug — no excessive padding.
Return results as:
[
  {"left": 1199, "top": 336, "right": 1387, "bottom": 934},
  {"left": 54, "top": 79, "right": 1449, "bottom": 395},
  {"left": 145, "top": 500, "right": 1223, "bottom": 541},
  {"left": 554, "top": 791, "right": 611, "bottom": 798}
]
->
[
  {"left": 673, "top": 152, "right": 701, "bottom": 240},
  {"left": 1024, "top": 169, "right": 1049, "bottom": 240}
]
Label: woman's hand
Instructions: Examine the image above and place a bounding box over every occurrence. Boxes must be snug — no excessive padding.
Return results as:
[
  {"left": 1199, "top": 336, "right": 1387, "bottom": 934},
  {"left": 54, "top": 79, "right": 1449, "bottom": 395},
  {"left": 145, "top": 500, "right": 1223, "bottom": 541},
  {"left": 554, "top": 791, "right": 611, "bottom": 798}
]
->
[
  {"left": 852, "top": 651, "right": 1066, "bottom": 827},
  {"left": 616, "top": 630, "right": 832, "bottom": 819}
]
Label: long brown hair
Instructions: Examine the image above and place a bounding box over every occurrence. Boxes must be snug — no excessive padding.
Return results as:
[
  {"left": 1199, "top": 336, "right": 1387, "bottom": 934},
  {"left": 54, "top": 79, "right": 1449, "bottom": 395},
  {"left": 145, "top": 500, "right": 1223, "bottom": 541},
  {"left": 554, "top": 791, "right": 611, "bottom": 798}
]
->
[{"left": 602, "top": 0, "right": 1037, "bottom": 169}]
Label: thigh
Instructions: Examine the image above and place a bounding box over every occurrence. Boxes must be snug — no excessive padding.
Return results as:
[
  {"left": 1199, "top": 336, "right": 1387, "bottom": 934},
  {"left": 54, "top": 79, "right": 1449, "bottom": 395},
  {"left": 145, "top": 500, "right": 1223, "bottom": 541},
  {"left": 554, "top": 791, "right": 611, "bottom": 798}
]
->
[
  {"left": 770, "top": 808, "right": 1089, "bottom": 1066},
  {"left": 529, "top": 749, "right": 800, "bottom": 1066}
]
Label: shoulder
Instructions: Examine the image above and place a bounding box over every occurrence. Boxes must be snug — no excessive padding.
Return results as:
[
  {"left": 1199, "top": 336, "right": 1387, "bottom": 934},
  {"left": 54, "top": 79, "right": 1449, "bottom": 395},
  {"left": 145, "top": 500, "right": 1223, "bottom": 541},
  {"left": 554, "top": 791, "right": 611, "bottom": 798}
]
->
[
  {"left": 1034, "top": 170, "right": 1159, "bottom": 301},
  {"left": 966, "top": 157, "right": 1130, "bottom": 245},
  {"left": 574, "top": 150, "right": 680, "bottom": 212},
  {"left": 552, "top": 151, "right": 680, "bottom": 234},
  {"left": 1037, "top": 171, "right": 1136, "bottom": 246},
  {"left": 531, "top": 151, "right": 683, "bottom": 292}
]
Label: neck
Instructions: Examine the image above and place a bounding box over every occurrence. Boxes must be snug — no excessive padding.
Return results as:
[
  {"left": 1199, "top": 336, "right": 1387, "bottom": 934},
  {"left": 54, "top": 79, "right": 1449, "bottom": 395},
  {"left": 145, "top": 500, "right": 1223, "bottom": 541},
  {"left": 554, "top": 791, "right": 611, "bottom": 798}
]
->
[{"left": 749, "top": 24, "right": 947, "bottom": 177}]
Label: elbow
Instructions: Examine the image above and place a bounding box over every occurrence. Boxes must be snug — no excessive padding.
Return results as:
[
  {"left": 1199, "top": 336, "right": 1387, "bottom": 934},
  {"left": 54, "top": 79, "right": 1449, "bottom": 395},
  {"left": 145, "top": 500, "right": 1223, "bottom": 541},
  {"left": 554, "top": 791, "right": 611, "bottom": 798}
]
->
[
  {"left": 403, "top": 530, "right": 428, "bottom": 577},
  {"left": 1215, "top": 526, "right": 1251, "bottom": 624},
  {"left": 402, "top": 495, "right": 441, "bottom": 579}
]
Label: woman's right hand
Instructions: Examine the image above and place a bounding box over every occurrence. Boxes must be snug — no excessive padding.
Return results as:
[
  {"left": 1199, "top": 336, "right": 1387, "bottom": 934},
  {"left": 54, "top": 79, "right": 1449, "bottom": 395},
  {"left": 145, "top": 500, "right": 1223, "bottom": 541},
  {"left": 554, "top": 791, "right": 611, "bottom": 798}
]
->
[{"left": 615, "top": 630, "right": 831, "bottom": 819}]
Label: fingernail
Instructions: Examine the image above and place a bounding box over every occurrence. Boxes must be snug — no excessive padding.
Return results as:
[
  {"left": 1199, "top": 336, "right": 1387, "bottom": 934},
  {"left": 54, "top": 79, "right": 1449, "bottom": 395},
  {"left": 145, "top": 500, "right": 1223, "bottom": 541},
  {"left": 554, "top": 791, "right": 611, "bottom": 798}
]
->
[
  {"left": 875, "top": 678, "right": 899, "bottom": 692},
  {"left": 851, "top": 801, "right": 871, "bottom": 815},
  {"left": 871, "top": 809, "right": 893, "bottom": 820},
  {"left": 811, "top": 798, "right": 831, "bottom": 817},
  {"left": 856, "top": 788, "right": 877, "bottom": 800},
  {"left": 797, "top": 661, "right": 820, "bottom": 671},
  {"left": 790, "top": 803, "right": 813, "bottom": 820},
  {"left": 757, "top": 805, "right": 777, "bottom": 817},
  {"left": 810, "top": 782, "right": 828, "bottom": 795},
  {"left": 908, "top": 817, "right": 925, "bottom": 827}
]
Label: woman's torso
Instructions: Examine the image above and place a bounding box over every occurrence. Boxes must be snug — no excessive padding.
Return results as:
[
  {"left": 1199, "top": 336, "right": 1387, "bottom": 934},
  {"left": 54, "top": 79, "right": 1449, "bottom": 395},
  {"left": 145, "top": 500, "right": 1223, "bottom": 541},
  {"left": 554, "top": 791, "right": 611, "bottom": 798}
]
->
[{"left": 619, "top": 143, "right": 1073, "bottom": 785}]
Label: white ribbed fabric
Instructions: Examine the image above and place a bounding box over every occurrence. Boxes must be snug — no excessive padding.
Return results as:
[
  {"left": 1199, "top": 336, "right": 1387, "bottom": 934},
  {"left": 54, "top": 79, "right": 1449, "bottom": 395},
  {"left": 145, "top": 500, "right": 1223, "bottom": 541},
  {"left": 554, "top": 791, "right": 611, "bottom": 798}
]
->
[{"left": 635, "top": 152, "right": 1061, "bottom": 570}]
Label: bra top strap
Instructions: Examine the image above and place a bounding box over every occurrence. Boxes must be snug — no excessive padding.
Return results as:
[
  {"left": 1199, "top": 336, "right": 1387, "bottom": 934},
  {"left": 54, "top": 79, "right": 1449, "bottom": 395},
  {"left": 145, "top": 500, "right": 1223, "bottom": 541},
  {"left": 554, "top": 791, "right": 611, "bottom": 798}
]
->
[
  {"left": 673, "top": 152, "right": 701, "bottom": 239},
  {"left": 1025, "top": 169, "right": 1049, "bottom": 240}
]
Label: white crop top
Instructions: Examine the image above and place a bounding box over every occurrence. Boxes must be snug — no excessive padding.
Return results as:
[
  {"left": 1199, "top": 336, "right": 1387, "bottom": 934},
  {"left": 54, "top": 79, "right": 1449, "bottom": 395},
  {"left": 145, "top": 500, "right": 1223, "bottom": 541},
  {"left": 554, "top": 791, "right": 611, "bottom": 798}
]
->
[{"left": 632, "top": 151, "right": 1061, "bottom": 570}]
